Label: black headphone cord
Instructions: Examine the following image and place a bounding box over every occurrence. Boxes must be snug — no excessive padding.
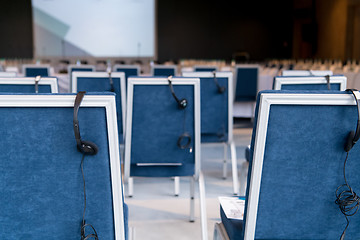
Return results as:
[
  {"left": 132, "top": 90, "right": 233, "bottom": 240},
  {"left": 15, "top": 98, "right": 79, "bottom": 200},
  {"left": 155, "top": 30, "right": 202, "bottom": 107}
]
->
[
  {"left": 81, "top": 154, "right": 99, "bottom": 240},
  {"left": 335, "top": 151, "right": 360, "bottom": 240}
]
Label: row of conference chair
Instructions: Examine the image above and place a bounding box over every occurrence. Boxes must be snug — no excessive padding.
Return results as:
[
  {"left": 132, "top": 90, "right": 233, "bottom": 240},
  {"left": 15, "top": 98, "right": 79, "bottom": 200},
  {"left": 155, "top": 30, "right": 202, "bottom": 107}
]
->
[{"left": 0, "top": 67, "right": 353, "bottom": 239}]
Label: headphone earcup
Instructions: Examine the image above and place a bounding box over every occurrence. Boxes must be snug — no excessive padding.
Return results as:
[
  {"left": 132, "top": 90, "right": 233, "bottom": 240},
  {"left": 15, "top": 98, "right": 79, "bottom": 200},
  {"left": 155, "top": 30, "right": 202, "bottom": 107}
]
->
[
  {"left": 179, "top": 99, "right": 188, "bottom": 109},
  {"left": 78, "top": 140, "right": 98, "bottom": 155},
  {"left": 345, "top": 131, "right": 355, "bottom": 152},
  {"left": 218, "top": 86, "right": 226, "bottom": 94}
]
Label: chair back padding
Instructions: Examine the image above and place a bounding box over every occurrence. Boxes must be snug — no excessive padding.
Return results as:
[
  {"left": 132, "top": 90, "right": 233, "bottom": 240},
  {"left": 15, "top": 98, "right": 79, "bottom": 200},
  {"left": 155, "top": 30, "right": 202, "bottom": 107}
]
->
[
  {"left": 234, "top": 65, "right": 259, "bottom": 101},
  {"left": 242, "top": 90, "right": 360, "bottom": 239},
  {"left": 273, "top": 75, "right": 347, "bottom": 91},
  {"left": 125, "top": 77, "right": 200, "bottom": 178},
  {"left": 113, "top": 65, "right": 139, "bottom": 83},
  {"left": 72, "top": 72, "right": 126, "bottom": 141},
  {"left": 0, "top": 93, "right": 126, "bottom": 240},
  {"left": 23, "top": 65, "right": 50, "bottom": 77},
  {"left": 152, "top": 65, "right": 177, "bottom": 76},
  {"left": 68, "top": 65, "right": 95, "bottom": 91},
  {"left": 183, "top": 72, "right": 232, "bottom": 143},
  {"left": 194, "top": 66, "right": 218, "bottom": 72},
  {"left": 0, "top": 77, "right": 58, "bottom": 93}
]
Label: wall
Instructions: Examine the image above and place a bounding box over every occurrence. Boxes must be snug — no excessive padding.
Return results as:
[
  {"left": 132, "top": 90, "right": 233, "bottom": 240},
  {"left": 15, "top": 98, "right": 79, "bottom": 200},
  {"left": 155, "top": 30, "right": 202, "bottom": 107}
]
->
[
  {"left": 157, "top": 0, "right": 294, "bottom": 62},
  {"left": 0, "top": 0, "right": 33, "bottom": 58},
  {"left": 315, "top": 0, "right": 348, "bottom": 59}
]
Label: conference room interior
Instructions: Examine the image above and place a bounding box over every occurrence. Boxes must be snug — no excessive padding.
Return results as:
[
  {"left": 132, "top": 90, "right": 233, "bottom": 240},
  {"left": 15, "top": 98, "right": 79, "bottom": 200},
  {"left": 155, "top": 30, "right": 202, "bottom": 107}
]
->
[{"left": 1, "top": 0, "right": 360, "bottom": 239}]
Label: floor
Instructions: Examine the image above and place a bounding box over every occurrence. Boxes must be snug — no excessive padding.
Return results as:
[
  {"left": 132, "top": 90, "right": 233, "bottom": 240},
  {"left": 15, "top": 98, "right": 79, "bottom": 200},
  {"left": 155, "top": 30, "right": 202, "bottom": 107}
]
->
[{"left": 125, "top": 123, "right": 252, "bottom": 240}]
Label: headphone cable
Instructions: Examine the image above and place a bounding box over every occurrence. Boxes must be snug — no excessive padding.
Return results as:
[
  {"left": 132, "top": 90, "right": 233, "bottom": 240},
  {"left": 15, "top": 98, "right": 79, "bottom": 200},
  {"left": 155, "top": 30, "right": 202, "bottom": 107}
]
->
[
  {"left": 335, "top": 152, "right": 360, "bottom": 240},
  {"left": 81, "top": 154, "right": 99, "bottom": 240}
]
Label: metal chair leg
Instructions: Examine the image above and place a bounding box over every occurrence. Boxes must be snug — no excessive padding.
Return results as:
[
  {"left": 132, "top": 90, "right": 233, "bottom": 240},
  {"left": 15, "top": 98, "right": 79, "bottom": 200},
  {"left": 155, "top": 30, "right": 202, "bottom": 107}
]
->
[
  {"left": 190, "top": 177, "right": 195, "bottom": 222},
  {"left": 198, "top": 172, "right": 208, "bottom": 240},
  {"left": 174, "top": 176, "right": 180, "bottom": 196},
  {"left": 222, "top": 143, "right": 228, "bottom": 179},
  {"left": 128, "top": 177, "right": 134, "bottom": 197},
  {"left": 230, "top": 141, "right": 239, "bottom": 195}
]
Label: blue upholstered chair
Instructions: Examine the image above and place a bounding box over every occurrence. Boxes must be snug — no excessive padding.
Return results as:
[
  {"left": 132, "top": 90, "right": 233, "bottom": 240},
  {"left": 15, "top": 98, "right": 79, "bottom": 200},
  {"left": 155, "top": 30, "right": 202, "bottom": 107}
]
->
[
  {"left": 151, "top": 64, "right": 177, "bottom": 76},
  {"left": 193, "top": 65, "right": 219, "bottom": 72},
  {"left": 72, "top": 72, "right": 126, "bottom": 143},
  {"left": 113, "top": 64, "right": 140, "bottom": 84},
  {"left": 183, "top": 71, "right": 240, "bottom": 195},
  {"left": 234, "top": 65, "right": 259, "bottom": 102},
  {"left": 22, "top": 64, "right": 51, "bottom": 77},
  {"left": 218, "top": 90, "right": 360, "bottom": 239},
  {"left": 281, "top": 70, "right": 333, "bottom": 76},
  {"left": 124, "top": 77, "right": 208, "bottom": 240},
  {"left": 68, "top": 64, "right": 95, "bottom": 92},
  {"left": 0, "top": 71, "right": 17, "bottom": 77},
  {"left": 0, "top": 77, "right": 58, "bottom": 93},
  {"left": 0, "top": 93, "right": 127, "bottom": 239},
  {"left": 273, "top": 75, "right": 347, "bottom": 90}
]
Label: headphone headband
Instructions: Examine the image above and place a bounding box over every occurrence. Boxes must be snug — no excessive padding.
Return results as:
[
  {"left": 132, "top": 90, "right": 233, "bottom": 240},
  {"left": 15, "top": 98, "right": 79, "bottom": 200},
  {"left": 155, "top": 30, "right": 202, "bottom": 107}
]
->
[
  {"left": 212, "top": 71, "right": 226, "bottom": 94},
  {"left": 73, "top": 91, "right": 98, "bottom": 155},
  {"left": 108, "top": 70, "right": 115, "bottom": 92},
  {"left": 168, "top": 76, "right": 187, "bottom": 109},
  {"left": 347, "top": 89, "right": 360, "bottom": 144},
  {"left": 35, "top": 75, "right": 41, "bottom": 93}
]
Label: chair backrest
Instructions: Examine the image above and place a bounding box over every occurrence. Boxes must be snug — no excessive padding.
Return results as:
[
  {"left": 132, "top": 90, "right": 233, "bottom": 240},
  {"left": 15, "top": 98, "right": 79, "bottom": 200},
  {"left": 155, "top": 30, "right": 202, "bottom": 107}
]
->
[
  {"left": 243, "top": 91, "right": 360, "bottom": 239},
  {"left": 0, "top": 93, "right": 125, "bottom": 239},
  {"left": 182, "top": 71, "right": 233, "bottom": 143},
  {"left": 113, "top": 64, "right": 140, "bottom": 81},
  {"left": 282, "top": 70, "right": 333, "bottom": 76},
  {"left": 22, "top": 64, "right": 51, "bottom": 77},
  {"left": 0, "top": 77, "right": 58, "bottom": 93},
  {"left": 193, "top": 65, "right": 219, "bottom": 72},
  {"left": 151, "top": 64, "right": 177, "bottom": 76},
  {"left": 273, "top": 75, "right": 347, "bottom": 90},
  {"left": 124, "top": 77, "right": 201, "bottom": 180},
  {"left": 234, "top": 64, "right": 259, "bottom": 101},
  {"left": 0, "top": 72, "right": 17, "bottom": 77},
  {"left": 72, "top": 72, "right": 126, "bottom": 141},
  {"left": 68, "top": 65, "right": 95, "bottom": 91}
]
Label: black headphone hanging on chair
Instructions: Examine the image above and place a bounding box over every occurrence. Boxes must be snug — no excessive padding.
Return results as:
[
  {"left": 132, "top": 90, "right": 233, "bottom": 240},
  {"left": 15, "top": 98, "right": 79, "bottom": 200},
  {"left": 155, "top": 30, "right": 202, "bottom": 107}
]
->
[
  {"left": 167, "top": 76, "right": 192, "bottom": 150},
  {"left": 344, "top": 89, "right": 360, "bottom": 152},
  {"left": 213, "top": 71, "right": 226, "bottom": 94},
  {"left": 168, "top": 76, "right": 187, "bottom": 109},
  {"left": 73, "top": 91, "right": 98, "bottom": 155}
]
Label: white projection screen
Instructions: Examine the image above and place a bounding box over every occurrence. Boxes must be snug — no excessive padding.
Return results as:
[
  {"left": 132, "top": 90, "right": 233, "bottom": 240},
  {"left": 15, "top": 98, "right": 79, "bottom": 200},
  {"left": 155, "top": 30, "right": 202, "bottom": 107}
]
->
[{"left": 32, "top": 0, "right": 155, "bottom": 58}]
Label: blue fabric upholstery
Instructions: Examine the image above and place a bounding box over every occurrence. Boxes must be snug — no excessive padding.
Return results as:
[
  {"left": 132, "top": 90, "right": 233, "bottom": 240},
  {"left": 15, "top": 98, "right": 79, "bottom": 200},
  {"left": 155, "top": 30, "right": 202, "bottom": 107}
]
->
[
  {"left": 70, "top": 67, "right": 94, "bottom": 73},
  {"left": 198, "top": 77, "right": 228, "bottom": 143},
  {"left": 130, "top": 84, "right": 196, "bottom": 177},
  {"left": 25, "top": 68, "right": 49, "bottom": 77},
  {"left": 220, "top": 206, "right": 243, "bottom": 240},
  {"left": 115, "top": 68, "right": 138, "bottom": 82},
  {"left": 233, "top": 90, "right": 360, "bottom": 239},
  {"left": 235, "top": 68, "right": 257, "bottom": 101},
  {"left": 0, "top": 84, "right": 51, "bottom": 93},
  {"left": 76, "top": 77, "right": 124, "bottom": 142},
  {"left": 153, "top": 68, "right": 175, "bottom": 76},
  {"left": 280, "top": 83, "right": 341, "bottom": 90},
  {"left": 0, "top": 97, "right": 127, "bottom": 239},
  {"left": 194, "top": 67, "right": 217, "bottom": 72}
]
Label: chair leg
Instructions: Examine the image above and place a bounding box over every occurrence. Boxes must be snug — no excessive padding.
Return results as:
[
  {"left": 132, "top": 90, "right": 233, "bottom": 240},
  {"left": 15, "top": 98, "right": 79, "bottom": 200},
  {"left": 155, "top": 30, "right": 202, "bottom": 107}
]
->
[
  {"left": 128, "top": 177, "right": 134, "bottom": 197},
  {"left": 230, "top": 141, "right": 239, "bottom": 195},
  {"left": 174, "top": 176, "right": 180, "bottom": 196},
  {"left": 190, "top": 177, "right": 195, "bottom": 222},
  {"left": 239, "top": 161, "right": 249, "bottom": 196},
  {"left": 198, "top": 172, "right": 208, "bottom": 240},
  {"left": 222, "top": 143, "right": 228, "bottom": 179}
]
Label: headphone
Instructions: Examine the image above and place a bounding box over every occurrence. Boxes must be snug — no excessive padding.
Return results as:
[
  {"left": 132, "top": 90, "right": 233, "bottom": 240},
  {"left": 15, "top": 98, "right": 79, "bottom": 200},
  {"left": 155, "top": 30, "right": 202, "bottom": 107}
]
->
[
  {"left": 213, "top": 71, "right": 226, "bottom": 94},
  {"left": 107, "top": 70, "right": 115, "bottom": 92},
  {"left": 35, "top": 75, "right": 41, "bottom": 93},
  {"left": 167, "top": 76, "right": 192, "bottom": 150},
  {"left": 73, "top": 91, "right": 98, "bottom": 155},
  {"left": 168, "top": 76, "right": 187, "bottom": 109},
  {"left": 325, "top": 75, "right": 331, "bottom": 90},
  {"left": 344, "top": 89, "right": 360, "bottom": 152},
  {"left": 335, "top": 89, "right": 360, "bottom": 240}
]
